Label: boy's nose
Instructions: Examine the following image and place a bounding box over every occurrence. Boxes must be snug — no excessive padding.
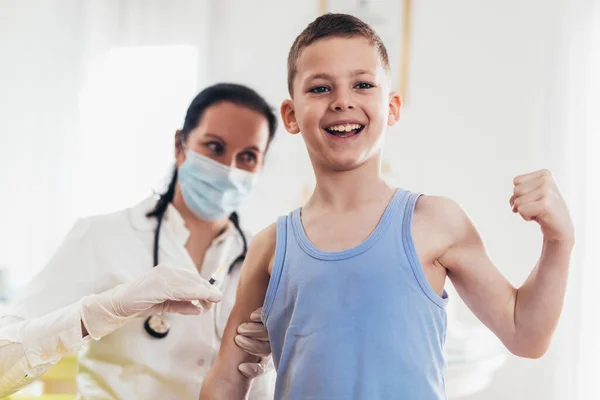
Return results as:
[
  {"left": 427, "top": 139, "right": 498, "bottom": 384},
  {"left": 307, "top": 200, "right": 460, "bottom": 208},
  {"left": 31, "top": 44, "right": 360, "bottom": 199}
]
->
[
  {"left": 330, "top": 91, "right": 355, "bottom": 111},
  {"left": 333, "top": 103, "right": 354, "bottom": 111}
]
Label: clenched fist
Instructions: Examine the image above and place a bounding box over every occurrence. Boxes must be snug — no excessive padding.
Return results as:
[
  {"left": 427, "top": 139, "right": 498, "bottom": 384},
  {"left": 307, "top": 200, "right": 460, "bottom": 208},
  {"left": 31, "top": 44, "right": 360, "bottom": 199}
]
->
[{"left": 510, "top": 169, "right": 574, "bottom": 245}]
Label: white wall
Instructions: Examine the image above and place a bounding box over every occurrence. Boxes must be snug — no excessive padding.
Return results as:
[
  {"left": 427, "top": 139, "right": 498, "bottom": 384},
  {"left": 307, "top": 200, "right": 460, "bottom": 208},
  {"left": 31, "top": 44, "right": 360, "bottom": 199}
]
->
[
  {"left": 211, "top": 0, "right": 566, "bottom": 398},
  {"left": 0, "top": 0, "right": 579, "bottom": 398},
  {"left": 0, "top": 0, "right": 211, "bottom": 285},
  {"left": 0, "top": 0, "right": 86, "bottom": 287}
]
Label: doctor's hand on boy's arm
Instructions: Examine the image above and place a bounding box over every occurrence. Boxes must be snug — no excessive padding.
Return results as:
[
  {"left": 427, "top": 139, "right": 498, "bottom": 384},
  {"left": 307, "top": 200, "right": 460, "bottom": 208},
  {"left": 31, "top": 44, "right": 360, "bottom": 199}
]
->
[
  {"left": 236, "top": 307, "right": 272, "bottom": 378},
  {"left": 200, "top": 223, "right": 276, "bottom": 400},
  {"left": 435, "top": 169, "right": 573, "bottom": 359}
]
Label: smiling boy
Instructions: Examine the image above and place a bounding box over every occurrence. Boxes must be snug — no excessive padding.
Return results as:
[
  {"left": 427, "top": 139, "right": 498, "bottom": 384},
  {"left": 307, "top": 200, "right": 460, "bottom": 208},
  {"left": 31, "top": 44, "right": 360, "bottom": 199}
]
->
[{"left": 200, "top": 13, "right": 574, "bottom": 400}]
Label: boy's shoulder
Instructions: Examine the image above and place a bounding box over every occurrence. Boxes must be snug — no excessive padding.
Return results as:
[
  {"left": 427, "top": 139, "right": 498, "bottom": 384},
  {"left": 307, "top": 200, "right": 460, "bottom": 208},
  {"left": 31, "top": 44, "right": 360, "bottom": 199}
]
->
[
  {"left": 414, "top": 194, "right": 463, "bottom": 218},
  {"left": 413, "top": 194, "right": 472, "bottom": 239},
  {"left": 247, "top": 222, "right": 278, "bottom": 275},
  {"left": 251, "top": 222, "right": 277, "bottom": 247}
]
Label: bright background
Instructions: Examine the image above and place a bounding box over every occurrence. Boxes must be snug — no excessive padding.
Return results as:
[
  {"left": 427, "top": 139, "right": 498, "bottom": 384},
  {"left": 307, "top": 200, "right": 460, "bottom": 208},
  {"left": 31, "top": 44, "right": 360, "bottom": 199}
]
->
[{"left": 0, "top": 1, "right": 598, "bottom": 398}]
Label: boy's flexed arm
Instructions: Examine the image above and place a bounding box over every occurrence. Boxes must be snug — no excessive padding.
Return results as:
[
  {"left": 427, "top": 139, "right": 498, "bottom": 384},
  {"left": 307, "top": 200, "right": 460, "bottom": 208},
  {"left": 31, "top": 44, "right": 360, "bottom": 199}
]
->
[
  {"left": 200, "top": 224, "right": 276, "bottom": 400},
  {"left": 437, "top": 169, "right": 574, "bottom": 358}
]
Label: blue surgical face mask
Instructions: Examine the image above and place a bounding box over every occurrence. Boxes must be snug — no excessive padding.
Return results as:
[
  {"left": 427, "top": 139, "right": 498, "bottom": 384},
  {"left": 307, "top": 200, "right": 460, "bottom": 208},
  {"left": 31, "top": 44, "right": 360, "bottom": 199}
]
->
[{"left": 178, "top": 150, "right": 259, "bottom": 221}]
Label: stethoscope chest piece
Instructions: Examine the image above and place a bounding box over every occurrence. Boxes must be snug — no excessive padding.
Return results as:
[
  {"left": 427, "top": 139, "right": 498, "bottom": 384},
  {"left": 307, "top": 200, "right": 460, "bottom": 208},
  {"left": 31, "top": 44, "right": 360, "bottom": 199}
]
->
[
  {"left": 144, "top": 313, "right": 170, "bottom": 339},
  {"left": 144, "top": 207, "right": 247, "bottom": 339}
]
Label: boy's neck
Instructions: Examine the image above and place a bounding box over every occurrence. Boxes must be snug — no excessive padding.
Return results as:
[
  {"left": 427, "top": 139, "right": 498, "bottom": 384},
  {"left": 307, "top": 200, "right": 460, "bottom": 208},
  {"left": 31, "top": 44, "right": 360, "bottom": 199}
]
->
[{"left": 308, "top": 156, "right": 393, "bottom": 210}]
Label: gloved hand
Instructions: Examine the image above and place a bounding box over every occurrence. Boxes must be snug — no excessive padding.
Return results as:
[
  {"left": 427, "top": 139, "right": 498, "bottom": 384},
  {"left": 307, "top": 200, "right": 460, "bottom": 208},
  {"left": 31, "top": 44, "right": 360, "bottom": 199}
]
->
[
  {"left": 235, "top": 307, "right": 273, "bottom": 378},
  {"left": 80, "top": 264, "right": 222, "bottom": 340}
]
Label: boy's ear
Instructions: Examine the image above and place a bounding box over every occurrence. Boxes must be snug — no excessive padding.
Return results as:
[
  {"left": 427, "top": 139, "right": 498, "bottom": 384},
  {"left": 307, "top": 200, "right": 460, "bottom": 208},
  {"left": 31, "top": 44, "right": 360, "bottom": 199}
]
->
[
  {"left": 280, "top": 99, "right": 300, "bottom": 134},
  {"left": 387, "top": 91, "right": 402, "bottom": 126}
]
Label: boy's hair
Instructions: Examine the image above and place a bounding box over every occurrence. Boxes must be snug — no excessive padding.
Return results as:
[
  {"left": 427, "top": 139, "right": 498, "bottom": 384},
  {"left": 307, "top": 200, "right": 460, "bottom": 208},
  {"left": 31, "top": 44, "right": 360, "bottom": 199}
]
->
[{"left": 287, "top": 13, "right": 390, "bottom": 96}]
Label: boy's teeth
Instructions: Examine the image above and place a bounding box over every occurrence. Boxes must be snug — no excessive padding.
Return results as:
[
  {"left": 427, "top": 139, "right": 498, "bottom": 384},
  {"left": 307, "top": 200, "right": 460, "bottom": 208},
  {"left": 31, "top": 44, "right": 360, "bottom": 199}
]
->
[{"left": 327, "top": 124, "right": 362, "bottom": 132}]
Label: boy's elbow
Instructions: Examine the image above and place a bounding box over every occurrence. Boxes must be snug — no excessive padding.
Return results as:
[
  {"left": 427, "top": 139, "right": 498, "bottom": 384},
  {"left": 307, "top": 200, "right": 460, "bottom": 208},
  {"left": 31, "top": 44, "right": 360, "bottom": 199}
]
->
[
  {"left": 510, "top": 346, "right": 548, "bottom": 359},
  {"left": 508, "top": 339, "right": 550, "bottom": 359}
]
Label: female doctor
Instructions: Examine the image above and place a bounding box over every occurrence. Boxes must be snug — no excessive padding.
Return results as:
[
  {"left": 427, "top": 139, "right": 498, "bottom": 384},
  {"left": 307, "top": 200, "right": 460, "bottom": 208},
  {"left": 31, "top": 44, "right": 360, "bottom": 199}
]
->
[{"left": 0, "top": 83, "right": 277, "bottom": 399}]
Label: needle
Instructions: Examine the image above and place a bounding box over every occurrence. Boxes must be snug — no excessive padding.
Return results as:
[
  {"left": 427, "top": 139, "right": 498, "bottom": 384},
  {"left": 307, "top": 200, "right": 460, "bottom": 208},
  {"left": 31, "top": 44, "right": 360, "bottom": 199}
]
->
[
  {"left": 208, "top": 261, "right": 228, "bottom": 285},
  {"left": 191, "top": 240, "right": 231, "bottom": 308}
]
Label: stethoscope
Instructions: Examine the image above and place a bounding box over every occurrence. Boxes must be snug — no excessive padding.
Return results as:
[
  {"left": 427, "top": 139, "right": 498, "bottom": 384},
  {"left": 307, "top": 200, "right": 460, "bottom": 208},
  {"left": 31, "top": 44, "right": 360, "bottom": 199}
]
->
[{"left": 143, "top": 209, "right": 248, "bottom": 339}]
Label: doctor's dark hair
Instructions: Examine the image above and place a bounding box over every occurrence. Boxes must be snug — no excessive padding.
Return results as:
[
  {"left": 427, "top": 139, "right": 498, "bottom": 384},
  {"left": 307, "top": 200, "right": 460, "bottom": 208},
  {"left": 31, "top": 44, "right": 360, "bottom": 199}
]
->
[{"left": 146, "top": 83, "right": 277, "bottom": 226}]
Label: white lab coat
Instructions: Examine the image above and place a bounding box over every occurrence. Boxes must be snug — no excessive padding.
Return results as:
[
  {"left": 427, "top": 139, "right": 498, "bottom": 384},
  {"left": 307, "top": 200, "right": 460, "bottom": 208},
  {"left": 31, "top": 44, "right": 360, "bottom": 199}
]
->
[{"left": 0, "top": 197, "right": 275, "bottom": 399}]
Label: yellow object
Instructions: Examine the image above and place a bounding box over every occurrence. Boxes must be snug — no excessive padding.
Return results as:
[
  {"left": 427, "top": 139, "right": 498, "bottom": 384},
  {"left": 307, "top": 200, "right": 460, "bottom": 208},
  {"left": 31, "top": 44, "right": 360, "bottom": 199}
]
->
[
  {"left": 42, "top": 356, "right": 77, "bottom": 382},
  {"left": 213, "top": 262, "right": 227, "bottom": 276},
  {"left": 6, "top": 355, "right": 78, "bottom": 399},
  {"left": 6, "top": 396, "right": 76, "bottom": 400}
]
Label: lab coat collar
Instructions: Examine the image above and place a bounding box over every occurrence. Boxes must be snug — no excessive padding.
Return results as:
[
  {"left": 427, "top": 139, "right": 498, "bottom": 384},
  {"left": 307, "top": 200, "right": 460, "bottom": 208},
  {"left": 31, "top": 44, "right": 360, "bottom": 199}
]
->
[{"left": 128, "top": 196, "right": 236, "bottom": 248}]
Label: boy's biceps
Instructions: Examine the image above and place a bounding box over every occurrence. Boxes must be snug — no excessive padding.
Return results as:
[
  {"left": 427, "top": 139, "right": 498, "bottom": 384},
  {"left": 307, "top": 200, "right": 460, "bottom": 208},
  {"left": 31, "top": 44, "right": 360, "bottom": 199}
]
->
[{"left": 441, "top": 234, "right": 490, "bottom": 273}]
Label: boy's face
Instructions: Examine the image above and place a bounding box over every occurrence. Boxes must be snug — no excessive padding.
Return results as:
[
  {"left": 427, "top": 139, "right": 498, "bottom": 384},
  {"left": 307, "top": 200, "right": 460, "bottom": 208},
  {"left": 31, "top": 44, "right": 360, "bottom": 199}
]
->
[{"left": 281, "top": 36, "right": 401, "bottom": 172}]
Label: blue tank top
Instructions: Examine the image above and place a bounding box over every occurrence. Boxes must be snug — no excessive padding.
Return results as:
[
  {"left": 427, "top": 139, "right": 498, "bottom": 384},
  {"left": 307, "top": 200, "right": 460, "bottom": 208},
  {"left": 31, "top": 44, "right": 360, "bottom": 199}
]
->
[{"left": 262, "top": 189, "right": 449, "bottom": 399}]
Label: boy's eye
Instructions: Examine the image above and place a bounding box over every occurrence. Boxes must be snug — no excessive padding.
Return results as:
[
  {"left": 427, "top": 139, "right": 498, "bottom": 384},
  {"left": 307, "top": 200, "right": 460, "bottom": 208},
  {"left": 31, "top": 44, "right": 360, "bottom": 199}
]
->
[
  {"left": 355, "top": 82, "right": 374, "bottom": 89},
  {"left": 309, "top": 86, "right": 330, "bottom": 93},
  {"left": 205, "top": 141, "right": 224, "bottom": 154}
]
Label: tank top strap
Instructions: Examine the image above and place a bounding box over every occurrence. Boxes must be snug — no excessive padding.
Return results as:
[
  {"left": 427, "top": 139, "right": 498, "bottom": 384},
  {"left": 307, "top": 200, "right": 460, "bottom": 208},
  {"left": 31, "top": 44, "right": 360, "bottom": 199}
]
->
[
  {"left": 403, "top": 190, "right": 423, "bottom": 228},
  {"left": 384, "top": 187, "right": 412, "bottom": 227},
  {"left": 262, "top": 214, "right": 291, "bottom": 323},
  {"left": 397, "top": 191, "right": 449, "bottom": 309}
]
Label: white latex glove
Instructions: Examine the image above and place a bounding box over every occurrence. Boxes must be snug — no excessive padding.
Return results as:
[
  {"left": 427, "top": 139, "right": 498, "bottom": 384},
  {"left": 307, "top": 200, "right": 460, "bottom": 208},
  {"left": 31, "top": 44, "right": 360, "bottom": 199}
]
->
[
  {"left": 235, "top": 307, "right": 273, "bottom": 378},
  {"left": 80, "top": 264, "right": 222, "bottom": 339}
]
